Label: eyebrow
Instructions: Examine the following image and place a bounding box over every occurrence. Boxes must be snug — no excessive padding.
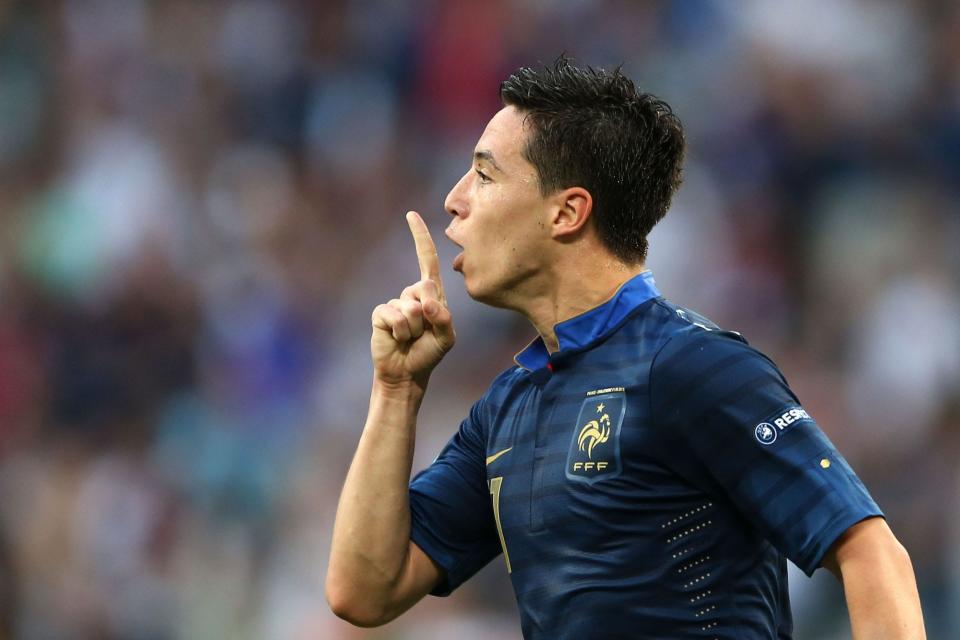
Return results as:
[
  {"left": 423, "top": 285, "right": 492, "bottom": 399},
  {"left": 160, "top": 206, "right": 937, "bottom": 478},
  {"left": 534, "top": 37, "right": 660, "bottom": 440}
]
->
[{"left": 473, "top": 150, "right": 504, "bottom": 173}]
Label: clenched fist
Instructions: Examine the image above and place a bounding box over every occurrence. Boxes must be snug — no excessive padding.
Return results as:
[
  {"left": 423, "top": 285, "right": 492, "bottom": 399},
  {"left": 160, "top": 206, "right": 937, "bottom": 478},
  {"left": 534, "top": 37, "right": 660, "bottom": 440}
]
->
[{"left": 371, "top": 212, "right": 456, "bottom": 388}]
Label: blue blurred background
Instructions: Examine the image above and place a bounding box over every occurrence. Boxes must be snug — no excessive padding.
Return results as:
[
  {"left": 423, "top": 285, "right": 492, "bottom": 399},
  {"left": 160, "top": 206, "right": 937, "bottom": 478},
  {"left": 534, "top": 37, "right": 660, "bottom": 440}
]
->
[{"left": 0, "top": 1, "right": 957, "bottom": 638}]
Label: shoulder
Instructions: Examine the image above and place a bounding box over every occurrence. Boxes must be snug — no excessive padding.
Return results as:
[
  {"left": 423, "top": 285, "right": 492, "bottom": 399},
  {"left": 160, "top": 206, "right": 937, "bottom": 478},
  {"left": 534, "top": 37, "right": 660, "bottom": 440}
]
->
[
  {"left": 482, "top": 365, "right": 528, "bottom": 404},
  {"left": 467, "top": 364, "right": 528, "bottom": 427},
  {"left": 647, "top": 299, "right": 788, "bottom": 402},
  {"left": 650, "top": 299, "right": 768, "bottom": 368}
]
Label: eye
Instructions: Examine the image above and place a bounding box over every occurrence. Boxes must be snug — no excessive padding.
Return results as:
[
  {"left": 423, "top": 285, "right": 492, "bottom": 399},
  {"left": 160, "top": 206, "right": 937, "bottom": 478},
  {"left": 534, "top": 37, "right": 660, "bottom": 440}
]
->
[{"left": 475, "top": 168, "right": 491, "bottom": 184}]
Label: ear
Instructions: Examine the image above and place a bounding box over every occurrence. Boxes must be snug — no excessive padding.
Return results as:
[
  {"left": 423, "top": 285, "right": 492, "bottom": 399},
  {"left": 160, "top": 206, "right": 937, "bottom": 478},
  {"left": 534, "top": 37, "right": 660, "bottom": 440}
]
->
[{"left": 549, "top": 187, "right": 593, "bottom": 239}]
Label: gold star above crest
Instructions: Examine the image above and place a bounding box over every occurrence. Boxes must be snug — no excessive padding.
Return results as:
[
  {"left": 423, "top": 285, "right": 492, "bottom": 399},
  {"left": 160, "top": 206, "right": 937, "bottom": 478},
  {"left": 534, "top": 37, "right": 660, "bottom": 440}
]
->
[{"left": 596, "top": 403, "right": 605, "bottom": 413}]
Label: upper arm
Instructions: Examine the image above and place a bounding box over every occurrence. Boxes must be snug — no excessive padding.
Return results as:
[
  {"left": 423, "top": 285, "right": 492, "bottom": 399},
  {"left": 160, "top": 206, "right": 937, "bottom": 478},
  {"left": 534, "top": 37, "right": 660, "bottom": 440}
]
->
[
  {"left": 822, "top": 517, "right": 926, "bottom": 638},
  {"left": 649, "top": 330, "right": 883, "bottom": 574},
  {"left": 408, "top": 401, "right": 502, "bottom": 595},
  {"left": 821, "top": 516, "right": 904, "bottom": 578}
]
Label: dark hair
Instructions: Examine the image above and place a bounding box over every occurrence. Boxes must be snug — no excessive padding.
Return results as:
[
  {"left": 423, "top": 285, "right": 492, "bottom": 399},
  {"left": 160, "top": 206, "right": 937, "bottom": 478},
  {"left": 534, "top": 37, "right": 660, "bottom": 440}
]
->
[{"left": 500, "top": 56, "right": 685, "bottom": 263}]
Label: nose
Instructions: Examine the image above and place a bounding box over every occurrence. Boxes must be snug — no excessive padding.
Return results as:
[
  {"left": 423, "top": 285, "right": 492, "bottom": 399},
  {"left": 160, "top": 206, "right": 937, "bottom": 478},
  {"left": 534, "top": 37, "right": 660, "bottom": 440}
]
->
[{"left": 444, "top": 170, "right": 470, "bottom": 220}]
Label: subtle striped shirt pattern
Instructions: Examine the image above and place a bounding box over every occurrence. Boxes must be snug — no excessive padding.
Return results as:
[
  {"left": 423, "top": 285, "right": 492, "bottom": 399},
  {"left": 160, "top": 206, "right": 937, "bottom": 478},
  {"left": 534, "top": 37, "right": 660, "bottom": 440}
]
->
[{"left": 409, "top": 271, "right": 881, "bottom": 639}]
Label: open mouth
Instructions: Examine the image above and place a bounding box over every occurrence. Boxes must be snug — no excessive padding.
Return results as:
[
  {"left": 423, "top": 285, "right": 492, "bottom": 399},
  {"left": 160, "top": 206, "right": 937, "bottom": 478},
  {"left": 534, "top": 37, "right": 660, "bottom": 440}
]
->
[{"left": 446, "top": 231, "right": 464, "bottom": 272}]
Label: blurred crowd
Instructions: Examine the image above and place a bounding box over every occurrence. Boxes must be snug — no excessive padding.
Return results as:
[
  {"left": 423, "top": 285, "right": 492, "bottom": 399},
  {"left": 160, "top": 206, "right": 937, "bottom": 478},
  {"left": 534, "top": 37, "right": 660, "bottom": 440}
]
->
[{"left": 0, "top": 1, "right": 957, "bottom": 638}]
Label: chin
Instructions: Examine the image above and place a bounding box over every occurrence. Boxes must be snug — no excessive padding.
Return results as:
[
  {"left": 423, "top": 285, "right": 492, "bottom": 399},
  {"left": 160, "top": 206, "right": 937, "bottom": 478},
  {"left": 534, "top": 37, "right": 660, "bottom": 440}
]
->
[
  {"left": 463, "top": 277, "right": 489, "bottom": 303},
  {"left": 464, "top": 276, "right": 513, "bottom": 310}
]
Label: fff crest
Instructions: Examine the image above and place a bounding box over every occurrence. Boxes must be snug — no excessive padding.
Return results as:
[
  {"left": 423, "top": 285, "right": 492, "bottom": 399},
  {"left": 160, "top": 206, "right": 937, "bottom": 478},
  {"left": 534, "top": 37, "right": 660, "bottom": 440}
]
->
[{"left": 565, "top": 388, "right": 626, "bottom": 483}]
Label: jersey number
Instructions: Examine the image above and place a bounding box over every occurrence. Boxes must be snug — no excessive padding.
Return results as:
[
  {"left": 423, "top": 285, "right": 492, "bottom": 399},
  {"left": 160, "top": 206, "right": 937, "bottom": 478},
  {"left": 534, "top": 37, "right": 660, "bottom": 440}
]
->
[{"left": 489, "top": 476, "right": 512, "bottom": 573}]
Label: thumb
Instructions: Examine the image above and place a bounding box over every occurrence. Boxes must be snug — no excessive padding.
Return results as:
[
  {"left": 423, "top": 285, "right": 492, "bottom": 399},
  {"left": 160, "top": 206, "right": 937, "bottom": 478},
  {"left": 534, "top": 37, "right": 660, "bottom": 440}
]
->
[{"left": 424, "top": 300, "right": 455, "bottom": 350}]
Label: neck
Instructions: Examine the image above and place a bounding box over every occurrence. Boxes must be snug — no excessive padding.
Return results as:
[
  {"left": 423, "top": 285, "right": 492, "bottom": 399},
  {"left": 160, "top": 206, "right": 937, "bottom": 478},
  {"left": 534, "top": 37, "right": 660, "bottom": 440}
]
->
[{"left": 520, "top": 258, "right": 647, "bottom": 353}]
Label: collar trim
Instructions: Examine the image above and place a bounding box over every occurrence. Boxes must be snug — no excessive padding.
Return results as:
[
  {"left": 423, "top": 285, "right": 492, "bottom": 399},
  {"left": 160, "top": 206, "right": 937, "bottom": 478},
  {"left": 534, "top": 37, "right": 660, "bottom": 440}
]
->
[{"left": 513, "top": 270, "right": 660, "bottom": 371}]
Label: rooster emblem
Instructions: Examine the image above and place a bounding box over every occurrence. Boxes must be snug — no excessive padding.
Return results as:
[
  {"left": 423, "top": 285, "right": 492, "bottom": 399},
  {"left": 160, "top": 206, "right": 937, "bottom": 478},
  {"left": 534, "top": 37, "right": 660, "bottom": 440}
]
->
[{"left": 577, "top": 411, "right": 611, "bottom": 459}]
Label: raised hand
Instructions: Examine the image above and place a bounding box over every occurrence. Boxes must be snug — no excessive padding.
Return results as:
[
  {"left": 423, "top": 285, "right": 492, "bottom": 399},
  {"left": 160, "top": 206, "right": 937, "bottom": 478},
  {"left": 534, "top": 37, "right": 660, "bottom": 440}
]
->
[{"left": 371, "top": 211, "right": 456, "bottom": 388}]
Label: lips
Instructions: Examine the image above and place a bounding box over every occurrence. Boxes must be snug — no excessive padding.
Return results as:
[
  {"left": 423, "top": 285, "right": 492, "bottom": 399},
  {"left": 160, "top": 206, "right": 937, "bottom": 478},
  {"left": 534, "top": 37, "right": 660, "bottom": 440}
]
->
[{"left": 446, "top": 228, "right": 464, "bottom": 272}]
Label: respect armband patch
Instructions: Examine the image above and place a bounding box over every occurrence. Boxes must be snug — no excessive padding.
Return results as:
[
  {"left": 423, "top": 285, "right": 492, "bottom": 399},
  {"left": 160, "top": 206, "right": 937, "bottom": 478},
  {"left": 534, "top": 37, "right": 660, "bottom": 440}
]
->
[{"left": 754, "top": 406, "right": 814, "bottom": 445}]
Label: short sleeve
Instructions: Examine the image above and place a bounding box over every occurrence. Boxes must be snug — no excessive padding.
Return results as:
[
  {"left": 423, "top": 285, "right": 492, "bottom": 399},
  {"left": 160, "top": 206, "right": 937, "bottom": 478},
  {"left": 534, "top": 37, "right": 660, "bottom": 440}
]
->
[
  {"left": 409, "top": 400, "right": 501, "bottom": 595},
  {"left": 649, "top": 329, "right": 883, "bottom": 575}
]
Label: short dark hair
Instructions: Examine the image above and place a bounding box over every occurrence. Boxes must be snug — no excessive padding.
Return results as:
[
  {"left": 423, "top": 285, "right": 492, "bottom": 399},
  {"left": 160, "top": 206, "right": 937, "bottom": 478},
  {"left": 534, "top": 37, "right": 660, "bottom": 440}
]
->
[{"left": 500, "top": 57, "right": 685, "bottom": 263}]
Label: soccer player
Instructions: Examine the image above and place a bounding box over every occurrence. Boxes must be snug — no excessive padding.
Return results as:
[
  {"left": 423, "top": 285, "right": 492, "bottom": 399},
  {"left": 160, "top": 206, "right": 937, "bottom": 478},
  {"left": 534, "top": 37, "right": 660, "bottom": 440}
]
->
[{"left": 326, "top": 59, "right": 926, "bottom": 638}]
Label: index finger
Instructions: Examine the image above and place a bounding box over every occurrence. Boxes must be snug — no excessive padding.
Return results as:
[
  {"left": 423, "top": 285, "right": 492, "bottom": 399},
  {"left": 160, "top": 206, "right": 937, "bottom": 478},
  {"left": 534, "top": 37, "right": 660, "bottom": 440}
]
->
[{"left": 406, "top": 211, "right": 446, "bottom": 303}]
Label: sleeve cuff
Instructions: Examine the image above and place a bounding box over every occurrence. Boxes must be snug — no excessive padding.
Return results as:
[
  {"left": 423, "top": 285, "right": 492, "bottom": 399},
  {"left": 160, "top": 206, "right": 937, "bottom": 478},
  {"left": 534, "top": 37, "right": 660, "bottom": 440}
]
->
[
  {"left": 409, "top": 523, "right": 457, "bottom": 597},
  {"left": 795, "top": 510, "right": 884, "bottom": 576}
]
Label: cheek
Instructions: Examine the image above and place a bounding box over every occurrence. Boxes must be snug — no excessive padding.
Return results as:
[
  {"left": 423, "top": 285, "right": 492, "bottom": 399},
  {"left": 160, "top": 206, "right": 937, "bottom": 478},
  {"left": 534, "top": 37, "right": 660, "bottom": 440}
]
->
[{"left": 474, "top": 185, "right": 544, "bottom": 258}]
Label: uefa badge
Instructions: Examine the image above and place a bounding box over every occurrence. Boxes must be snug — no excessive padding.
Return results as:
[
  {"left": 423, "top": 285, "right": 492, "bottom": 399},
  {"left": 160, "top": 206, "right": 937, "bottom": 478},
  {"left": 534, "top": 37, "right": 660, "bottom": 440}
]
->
[
  {"left": 754, "top": 406, "right": 814, "bottom": 446},
  {"left": 755, "top": 422, "right": 777, "bottom": 445}
]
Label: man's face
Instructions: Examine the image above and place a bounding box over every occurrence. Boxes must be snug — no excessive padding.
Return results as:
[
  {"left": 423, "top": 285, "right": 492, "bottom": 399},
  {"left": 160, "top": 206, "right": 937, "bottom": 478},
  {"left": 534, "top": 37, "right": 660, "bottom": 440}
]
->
[{"left": 444, "top": 106, "right": 553, "bottom": 307}]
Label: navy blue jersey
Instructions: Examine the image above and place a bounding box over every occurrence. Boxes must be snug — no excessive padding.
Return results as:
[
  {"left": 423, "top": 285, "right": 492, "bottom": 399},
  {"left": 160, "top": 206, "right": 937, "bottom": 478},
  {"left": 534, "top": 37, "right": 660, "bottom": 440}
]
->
[{"left": 409, "top": 271, "right": 881, "bottom": 639}]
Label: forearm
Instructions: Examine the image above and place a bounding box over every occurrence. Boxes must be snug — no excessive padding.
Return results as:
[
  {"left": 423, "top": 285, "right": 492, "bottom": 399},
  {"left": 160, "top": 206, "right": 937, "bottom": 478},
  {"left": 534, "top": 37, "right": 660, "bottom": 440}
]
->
[
  {"left": 833, "top": 519, "right": 926, "bottom": 639},
  {"left": 327, "top": 379, "right": 423, "bottom": 612},
  {"left": 327, "top": 211, "right": 453, "bottom": 625}
]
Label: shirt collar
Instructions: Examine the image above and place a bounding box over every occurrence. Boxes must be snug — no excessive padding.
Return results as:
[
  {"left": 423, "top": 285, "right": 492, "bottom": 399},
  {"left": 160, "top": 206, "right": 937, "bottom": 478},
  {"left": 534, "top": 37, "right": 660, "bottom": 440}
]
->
[{"left": 514, "top": 270, "right": 661, "bottom": 371}]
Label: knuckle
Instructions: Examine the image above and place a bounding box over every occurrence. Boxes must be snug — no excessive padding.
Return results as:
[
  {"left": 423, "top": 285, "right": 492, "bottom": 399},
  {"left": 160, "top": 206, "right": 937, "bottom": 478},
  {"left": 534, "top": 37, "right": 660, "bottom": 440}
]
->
[
  {"left": 373, "top": 310, "right": 399, "bottom": 334},
  {"left": 392, "top": 316, "right": 409, "bottom": 334},
  {"left": 400, "top": 299, "right": 422, "bottom": 316}
]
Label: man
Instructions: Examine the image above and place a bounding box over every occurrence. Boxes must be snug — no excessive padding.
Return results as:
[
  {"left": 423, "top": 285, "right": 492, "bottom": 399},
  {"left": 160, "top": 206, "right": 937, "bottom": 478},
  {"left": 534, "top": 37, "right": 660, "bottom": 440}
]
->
[{"left": 326, "top": 59, "right": 925, "bottom": 639}]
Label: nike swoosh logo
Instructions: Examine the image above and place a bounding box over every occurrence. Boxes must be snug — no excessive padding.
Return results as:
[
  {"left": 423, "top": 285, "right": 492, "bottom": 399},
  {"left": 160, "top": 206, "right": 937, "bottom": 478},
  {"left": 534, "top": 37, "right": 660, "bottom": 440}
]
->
[{"left": 485, "top": 447, "right": 513, "bottom": 466}]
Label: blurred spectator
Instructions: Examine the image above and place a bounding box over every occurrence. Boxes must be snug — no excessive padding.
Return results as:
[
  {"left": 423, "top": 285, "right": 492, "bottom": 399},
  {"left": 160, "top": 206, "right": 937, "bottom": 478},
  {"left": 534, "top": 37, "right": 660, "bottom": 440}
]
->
[{"left": 0, "top": 1, "right": 956, "bottom": 638}]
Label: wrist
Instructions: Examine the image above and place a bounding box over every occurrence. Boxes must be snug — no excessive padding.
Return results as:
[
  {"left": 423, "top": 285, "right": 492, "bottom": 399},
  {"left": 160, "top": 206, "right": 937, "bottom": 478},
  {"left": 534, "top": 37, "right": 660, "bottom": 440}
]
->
[{"left": 372, "top": 375, "right": 428, "bottom": 401}]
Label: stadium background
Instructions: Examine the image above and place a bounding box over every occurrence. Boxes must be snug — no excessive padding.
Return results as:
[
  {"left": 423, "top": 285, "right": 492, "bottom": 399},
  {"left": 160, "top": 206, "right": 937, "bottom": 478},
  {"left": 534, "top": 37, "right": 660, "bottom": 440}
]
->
[{"left": 0, "top": 1, "right": 957, "bottom": 638}]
